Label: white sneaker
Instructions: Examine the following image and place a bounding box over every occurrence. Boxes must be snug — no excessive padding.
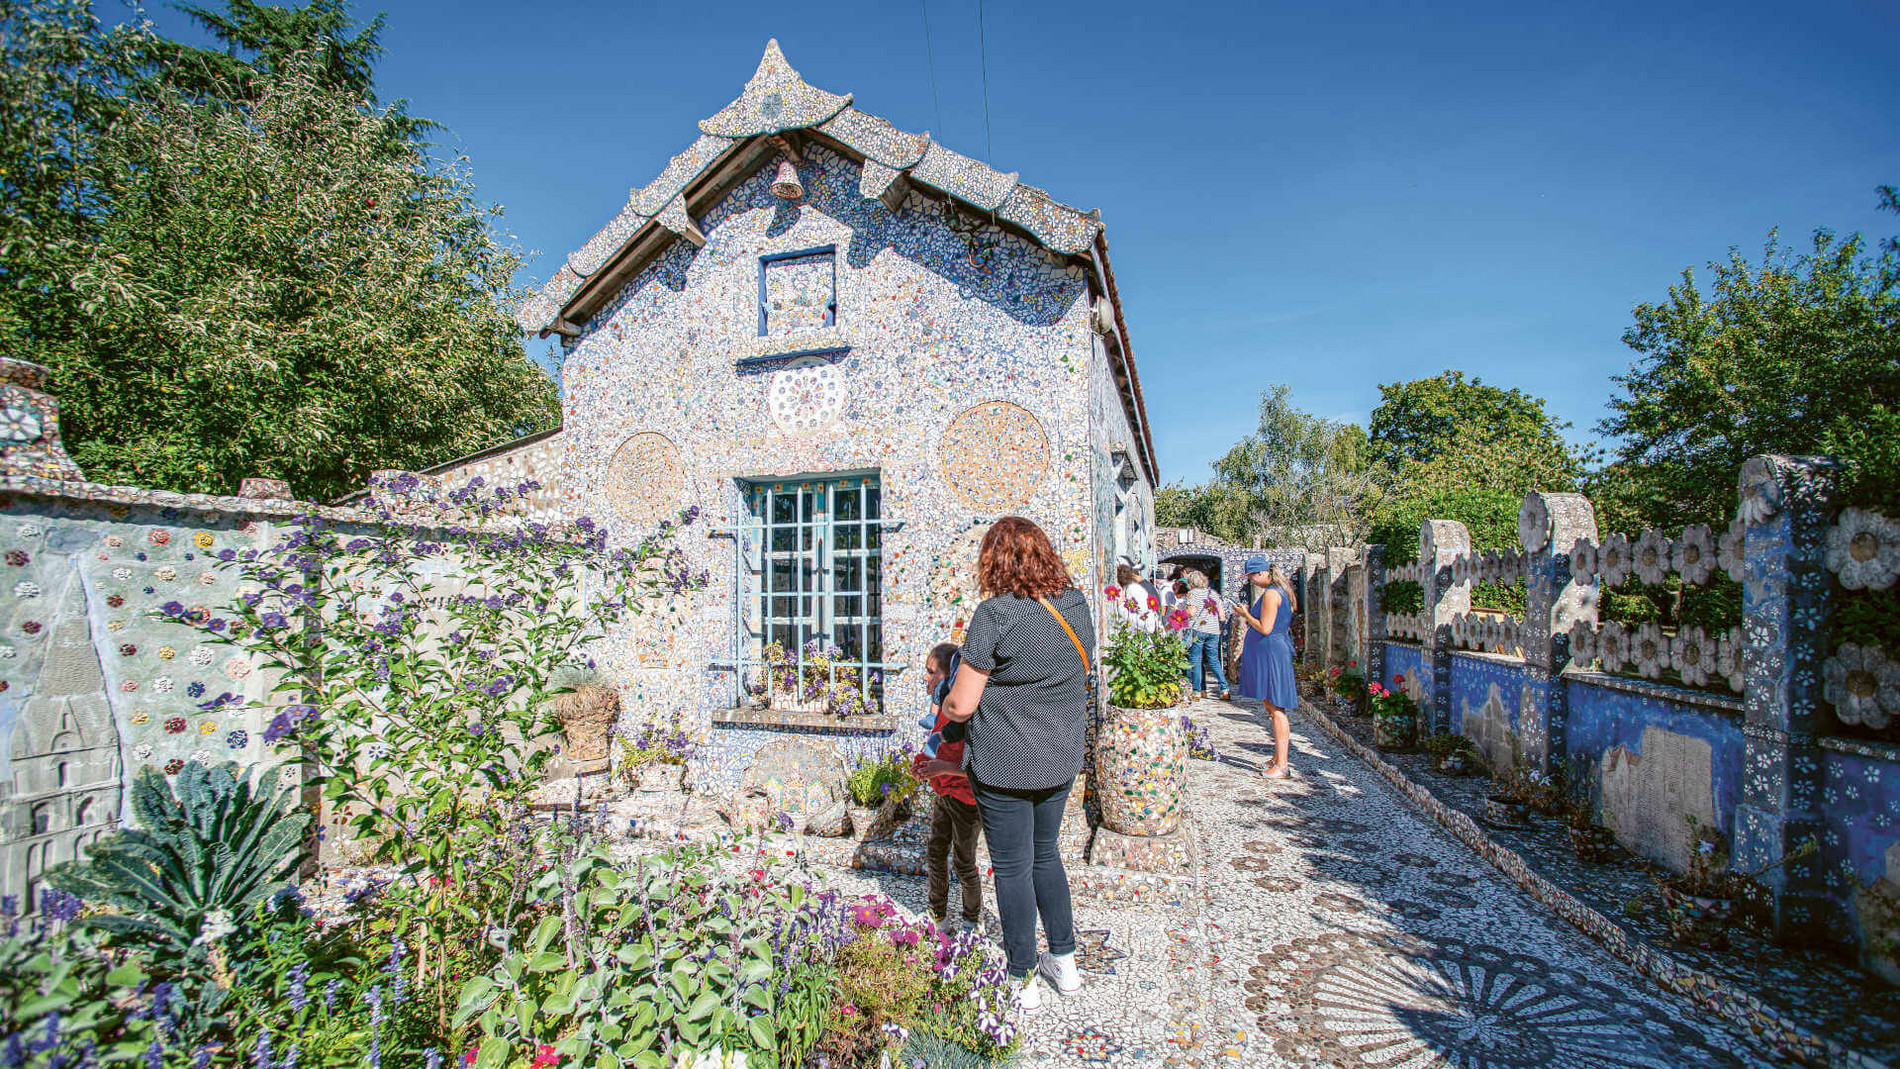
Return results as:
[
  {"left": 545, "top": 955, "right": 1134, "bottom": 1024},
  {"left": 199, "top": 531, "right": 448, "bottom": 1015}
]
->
[
  {"left": 1015, "top": 972, "right": 1043, "bottom": 1012},
  {"left": 1038, "top": 950, "right": 1082, "bottom": 996}
]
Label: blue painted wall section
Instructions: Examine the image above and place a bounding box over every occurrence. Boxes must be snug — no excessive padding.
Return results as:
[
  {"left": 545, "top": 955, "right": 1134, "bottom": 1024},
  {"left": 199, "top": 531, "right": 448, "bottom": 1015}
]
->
[
  {"left": 1563, "top": 678, "right": 1745, "bottom": 839},
  {"left": 1447, "top": 652, "right": 1526, "bottom": 741},
  {"left": 1819, "top": 746, "right": 1900, "bottom": 939}
]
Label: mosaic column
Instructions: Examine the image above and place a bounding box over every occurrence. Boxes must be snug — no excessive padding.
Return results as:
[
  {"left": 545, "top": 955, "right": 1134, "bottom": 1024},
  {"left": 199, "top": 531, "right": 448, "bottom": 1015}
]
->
[
  {"left": 1516, "top": 491, "right": 1599, "bottom": 773},
  {"left": 1733, "top": 454, "right": 1835, "bottom": 937},
  {"left": 1362, "top": 543, "right": 1387, "bottom": 698},
  {"left": 1326, "top": 546, "right": 1355, "bottom": 673},
  {"left": 1420, "top": 520, "right": 1471, "bottom": 737},
  {"left": 1303, "top": 556, "right": 1330, "bottom": 668}
]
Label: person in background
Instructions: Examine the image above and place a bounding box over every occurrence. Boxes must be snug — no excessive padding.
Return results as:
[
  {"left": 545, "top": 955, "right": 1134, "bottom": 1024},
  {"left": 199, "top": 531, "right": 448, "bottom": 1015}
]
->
[
  {"left": 1113, "top": 562, "right": 1161, "bottom": 632},
  {"left": 1233, "top": 557, "right": 1298, "bottom": 779},
  {"left": 1182, "top": 570, "right": 1229, "bottom": 700},
  {"left": 943, "top": 517, "right": 1095, "bottom": 1011},
  {"left": 915, "top": 642, "right": 983, "bottom": 933}
]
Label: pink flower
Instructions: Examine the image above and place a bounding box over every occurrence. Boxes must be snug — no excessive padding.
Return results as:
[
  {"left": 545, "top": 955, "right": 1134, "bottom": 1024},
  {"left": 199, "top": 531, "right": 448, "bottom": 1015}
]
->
[
  {"left": 1148, "top": 595, "right": 1161, "bottom": 611},
  {"left": 1104, "top": 585, "right": 1122, "bottom": 600}
]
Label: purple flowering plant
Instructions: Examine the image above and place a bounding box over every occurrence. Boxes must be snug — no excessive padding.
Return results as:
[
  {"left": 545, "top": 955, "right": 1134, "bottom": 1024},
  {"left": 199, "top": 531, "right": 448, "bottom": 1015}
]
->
[{"left": 160, "top": 475, "right": 706, "bottom": 1029}]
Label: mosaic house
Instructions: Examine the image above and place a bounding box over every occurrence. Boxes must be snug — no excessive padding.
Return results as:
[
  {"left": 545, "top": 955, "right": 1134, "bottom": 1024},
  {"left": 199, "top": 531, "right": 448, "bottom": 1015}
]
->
[{"left": 508, "top": 41, "right": 1160, "bottom": 777}]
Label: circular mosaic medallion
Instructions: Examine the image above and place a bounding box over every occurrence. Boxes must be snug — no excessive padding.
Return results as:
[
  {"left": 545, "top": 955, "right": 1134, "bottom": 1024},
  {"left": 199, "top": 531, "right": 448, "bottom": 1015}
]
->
[
  {"left": 766, "top": 356, "right": 845, "bottom": 434},
  {"left": 602, "top": 432, "right": 687, "bottom": 532},
  {"left": 1248, "top": 932, "right": 1730, "bottom": 1068},
  {"left": 939, "top": 401, "right": 1050, "bottom": 512},
  {"left": 0, "top": 404, "right": 41, "bottom": 442}
]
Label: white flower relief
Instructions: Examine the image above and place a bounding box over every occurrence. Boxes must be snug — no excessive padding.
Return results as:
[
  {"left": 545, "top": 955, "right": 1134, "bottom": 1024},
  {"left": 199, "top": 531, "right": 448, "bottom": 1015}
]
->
[
  {"left": 188, "top": 646, "right": 215, "bottom": 668},
  {"left": 1823, "top": 643, "right": 1899, "bottom": 730},
  {"left": 1672, "top": 625, "right": 1713, "bottom": 687},
  {"left": 1633, "top": 529, "right": 1673, "bottom": 585},
  {"left": 1568, "top": 620, "right": 1598, "bottom": 668},
  {"left": 1598, "top": 533, "right": 1632, "bottom": 587},
  {"left": 1598, "top": 621, "right": 1630, "bottom": 673},
  {"left": 1824, "top": 507, "right": 1900, "bottom": 591},
  {"left": 12, "top": 581, "right": 38, "bottom": 599},
  {"left": 1673, "top": 524, "right": 1717, "bottom": 586},
  {"left": 1569, "top": 538, "right": 1598, "bottom": 580},
  {"left": 1737, "top": 464, "right": 1781, "bottom": 526},
  {"left": 1717, "top": 518, "right": 1747, "bottom": 584},
  {"left": 1519, "top": 494, "right": 1551, "bottom": 553},
  {"left": 1631, "top": 622, "right": 1668, "bottom": 680},
  {"left": 1715, "top": 629, "right": 1745, "bottom": 691}
]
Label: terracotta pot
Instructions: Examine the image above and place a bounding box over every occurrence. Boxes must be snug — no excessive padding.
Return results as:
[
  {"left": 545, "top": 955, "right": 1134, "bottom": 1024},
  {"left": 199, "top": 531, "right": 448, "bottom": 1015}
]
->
[
  {"left": 1096, "top": 704, "right": 1187, "bottom": 836},
  {"left": 1662, "top": 884, "right": 1734, "bottom": 949},
  {"left": 637, "top": 764, "right": 686, "bottom": 793},
  {"left": 553, "top": 684, "right": 619, "bottom": 764},
  {"left": 1568, "top": 824, "right": 1618, "bottom": 863},
  {"left": 1480, "top": 794, "right": 1534, "bottom": 830},
  {"left": 1373, "top": 713, "right": 1417, "bottom": 752}
]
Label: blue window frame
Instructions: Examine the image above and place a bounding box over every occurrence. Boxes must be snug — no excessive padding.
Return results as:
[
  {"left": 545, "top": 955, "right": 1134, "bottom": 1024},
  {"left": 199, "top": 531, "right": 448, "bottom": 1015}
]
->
[
  {"left": 733, "top": 475, "right": 887, "bottom": 715},
  {"left": 758, "top": 247, "right": 837, "bottom": 337}
]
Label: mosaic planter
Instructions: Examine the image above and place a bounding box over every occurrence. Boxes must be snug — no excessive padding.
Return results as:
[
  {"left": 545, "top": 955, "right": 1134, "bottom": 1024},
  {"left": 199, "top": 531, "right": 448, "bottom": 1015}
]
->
[
  {"left": 1568, "top": 823, "right": 1619, "bottom": 863},
  {"left": 1096, "top": 704, "right": 1186, "bottom": 836},
  {"left": 1372, "top": 712, "right": 1417, "bottom": 751},
  {"left": 1662, "top": 884, "right": 1735, "bottom": 950},
  {"left": 637, "top": 764, "right": 686, "bottom": 793},
  {"left": 1436, "top": 751, "right": 1474, "bottom": 776},
  {"left": 1480, "top": 794, "right": 1535, "bottom": 830},
  {"left": 553, "top": 685, "right": 619, "bottom": 765},
  {"left": 847, "top": 804, "right": 881, "bottom": 840}
]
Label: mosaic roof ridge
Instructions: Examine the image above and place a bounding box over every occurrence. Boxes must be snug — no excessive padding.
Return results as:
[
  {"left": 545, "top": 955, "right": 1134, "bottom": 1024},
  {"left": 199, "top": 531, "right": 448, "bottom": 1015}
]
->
[{"left": 518, "top": 39, "right": 1107, "bottom": 334}]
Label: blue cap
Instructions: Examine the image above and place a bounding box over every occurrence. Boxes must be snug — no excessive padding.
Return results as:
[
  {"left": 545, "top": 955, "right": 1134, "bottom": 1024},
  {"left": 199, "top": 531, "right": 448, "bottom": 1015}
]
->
[{"left": 1243, "top": 555, "right": 1271, "bottom": 575}]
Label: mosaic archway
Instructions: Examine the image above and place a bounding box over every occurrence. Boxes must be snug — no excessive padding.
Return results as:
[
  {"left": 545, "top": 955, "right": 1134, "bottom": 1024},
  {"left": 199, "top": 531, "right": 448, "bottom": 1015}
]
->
[
  {"left": 603, "top": 432, "right": 687, "bottom": 531},
  {"left": 939, "top": 401, "right": 1049, "bottom": 512}
]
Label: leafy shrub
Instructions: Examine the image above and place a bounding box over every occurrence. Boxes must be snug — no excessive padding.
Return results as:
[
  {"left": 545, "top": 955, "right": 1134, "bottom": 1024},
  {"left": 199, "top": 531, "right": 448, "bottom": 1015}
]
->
[
  {"left": 848, "top": 751, "right": 920, "bottom": 809},
  {"left": 1422, "top": 733, "right": 1474, "bottom": 762},
  {"left": 1101, "top": 628, "right": 1188, "bottom": 709},
  {"left": 49, "top": 761, "right": 307, "bottom": 967}
]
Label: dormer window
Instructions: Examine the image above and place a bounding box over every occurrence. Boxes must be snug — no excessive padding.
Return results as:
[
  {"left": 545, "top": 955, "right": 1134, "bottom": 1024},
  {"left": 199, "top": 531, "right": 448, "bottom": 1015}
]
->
[{"left": 759, "top": 247, "right": 836, "bottom": 336}]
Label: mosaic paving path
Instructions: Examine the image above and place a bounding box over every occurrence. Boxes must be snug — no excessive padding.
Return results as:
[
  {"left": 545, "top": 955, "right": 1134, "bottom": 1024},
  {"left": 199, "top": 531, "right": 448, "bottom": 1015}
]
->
[{"left": 822, "top": 694, "right": 1785, "bottom": 1068}]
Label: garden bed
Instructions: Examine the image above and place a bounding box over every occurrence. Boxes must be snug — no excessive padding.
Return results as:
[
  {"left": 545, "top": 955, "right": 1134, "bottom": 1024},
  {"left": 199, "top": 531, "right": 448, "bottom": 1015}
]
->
[{"left": 1301, "top": 685, "right": 1900, "bottom": 1069}]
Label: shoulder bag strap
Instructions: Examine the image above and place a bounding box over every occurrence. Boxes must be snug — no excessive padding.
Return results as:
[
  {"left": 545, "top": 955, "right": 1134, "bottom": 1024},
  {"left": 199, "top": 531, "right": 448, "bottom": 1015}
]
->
[{"left": 1035, "top": 595, "right": 1090, "bottom": 675}]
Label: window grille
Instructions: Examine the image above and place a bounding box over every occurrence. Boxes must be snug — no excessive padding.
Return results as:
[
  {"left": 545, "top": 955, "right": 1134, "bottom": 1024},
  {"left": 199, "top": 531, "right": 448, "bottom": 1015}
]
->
[
  {"left": 731, "top": 475, "right": 890, "bottom": 715},
  {"left": 758, "top": 247, "right": 837, "bottom": 336}
]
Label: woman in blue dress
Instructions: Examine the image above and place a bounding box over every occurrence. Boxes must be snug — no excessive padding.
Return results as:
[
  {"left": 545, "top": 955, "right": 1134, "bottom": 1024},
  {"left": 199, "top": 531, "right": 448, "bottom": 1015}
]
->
[{"left": 1234, "top": 556, "right": 1298, "bottom": 779}]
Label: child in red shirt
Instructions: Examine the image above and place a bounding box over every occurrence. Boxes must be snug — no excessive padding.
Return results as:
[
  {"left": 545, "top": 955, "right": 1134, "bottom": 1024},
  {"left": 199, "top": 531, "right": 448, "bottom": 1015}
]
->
[{"left": 915, "top": 642, "right": 982, "bottom": 931}]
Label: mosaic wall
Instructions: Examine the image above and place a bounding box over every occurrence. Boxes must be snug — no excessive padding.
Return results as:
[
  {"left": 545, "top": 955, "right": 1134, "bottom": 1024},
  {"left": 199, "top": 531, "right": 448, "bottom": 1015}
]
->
[
  {"left": 555, "top": 143, "right": 1149, "bottom": 756},
  {"left": 0, "top": 495, "right": 282, "bottom": 910}
]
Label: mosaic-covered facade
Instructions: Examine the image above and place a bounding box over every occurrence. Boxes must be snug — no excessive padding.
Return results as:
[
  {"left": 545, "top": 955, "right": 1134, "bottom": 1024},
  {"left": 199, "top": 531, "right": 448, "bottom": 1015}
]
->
[{"left": 527, "top": 42, "right": 1158, "bottom": 759}]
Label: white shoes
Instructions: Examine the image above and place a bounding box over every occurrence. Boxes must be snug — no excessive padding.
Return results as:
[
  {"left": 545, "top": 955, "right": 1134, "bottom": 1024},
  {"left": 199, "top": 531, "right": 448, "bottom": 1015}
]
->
[
  {"left": 1016, "top": 972, "right": 1043, "bottom": 1011},
  {"left": 1038, "top": 950, "right": 1082, "bottom": 996}
]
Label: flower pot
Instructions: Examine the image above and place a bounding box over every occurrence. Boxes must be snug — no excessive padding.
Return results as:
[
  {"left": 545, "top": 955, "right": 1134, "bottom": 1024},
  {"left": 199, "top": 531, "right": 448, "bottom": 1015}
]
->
[
  {"left": 1480, "top": 795, "right": 1534, "bottom": 830},
  {"left": 552, "top": 684, "right": 619, "bottom": 764},
  {"left": 847, "top": 804, "right": 881, "bottom": 840},
  {"left": 1568, "top": 824, "right": 1618, "bottom": 863},
  {"left": 1096, "top": 704, "right": 1187, "bottom": 836},
  {"left": 1661, "top": 884, "right": 1734, "bottom": 949},
  {"left": 1436, "top": 752, "right": 1472, "bottom": 776},
  {"left": 1373, "top": 713, "right": 1417, "bottom": 752},
  {"left": 637, "top": 763, "right": 686, "bottom": 793}
]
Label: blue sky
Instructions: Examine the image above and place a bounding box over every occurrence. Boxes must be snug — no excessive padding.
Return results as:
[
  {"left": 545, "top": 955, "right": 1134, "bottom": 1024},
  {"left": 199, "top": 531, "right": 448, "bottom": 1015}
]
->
[{"left": 144, "top": 0, "right": 1900, "bottom": 486}]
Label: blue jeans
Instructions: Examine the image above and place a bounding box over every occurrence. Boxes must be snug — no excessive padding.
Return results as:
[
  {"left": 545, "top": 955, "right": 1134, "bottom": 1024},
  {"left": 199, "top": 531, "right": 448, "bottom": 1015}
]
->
[
  {"left": 971, "top": 777, "right": 1075, "bottom": 977},
  {"left": 1187, "top": 632, "right": 1226, "bottom": 694}
]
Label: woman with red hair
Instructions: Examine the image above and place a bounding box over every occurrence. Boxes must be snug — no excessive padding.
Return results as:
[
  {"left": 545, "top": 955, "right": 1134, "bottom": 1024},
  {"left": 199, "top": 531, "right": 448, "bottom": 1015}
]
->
[{"left": 941, "top": 516, "right": 1095, "bottom": 1011}]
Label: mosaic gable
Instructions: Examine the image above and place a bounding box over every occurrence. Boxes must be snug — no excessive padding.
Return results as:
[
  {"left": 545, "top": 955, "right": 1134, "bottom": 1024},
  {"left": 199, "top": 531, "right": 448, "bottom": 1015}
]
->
[{"left": 555, "top": 136, "right": 1149, "bottom": 767}]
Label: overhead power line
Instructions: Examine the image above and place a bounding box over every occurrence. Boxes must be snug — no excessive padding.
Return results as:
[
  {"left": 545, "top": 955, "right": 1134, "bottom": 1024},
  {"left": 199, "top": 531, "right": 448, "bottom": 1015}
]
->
[{"left": 919, "top": 0, "right": 946, "bottom": 140}]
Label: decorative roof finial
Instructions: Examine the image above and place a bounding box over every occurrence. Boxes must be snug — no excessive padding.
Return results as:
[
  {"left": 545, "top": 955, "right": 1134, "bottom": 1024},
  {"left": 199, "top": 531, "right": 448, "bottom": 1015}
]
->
[{"left": 700, "top": 39, "right": 851, "bottom": 138}]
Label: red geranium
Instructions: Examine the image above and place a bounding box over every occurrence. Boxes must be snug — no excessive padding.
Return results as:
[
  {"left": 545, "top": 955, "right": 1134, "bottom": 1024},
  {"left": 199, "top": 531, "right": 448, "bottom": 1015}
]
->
[{"left": 530, "top": 1045, "right": 558, "bottom": 1069}]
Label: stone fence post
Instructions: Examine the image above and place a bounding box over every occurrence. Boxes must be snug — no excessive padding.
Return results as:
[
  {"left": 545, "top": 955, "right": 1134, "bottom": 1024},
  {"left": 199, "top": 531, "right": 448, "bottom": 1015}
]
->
[
  {"left": 1733, "top": 454, "right": 1835, "bottom": 937},
  {"left": 1420, "top": 520, "right": 1471, "bottom": 736},
  {"left": 1303, "top": 555, "right": 1329, "bottom": 668},
  {"left": 1326, "top": 546, "right": 1354, "bottom": 672},
  {"left": 1516, "top": 491, "right": 1599, "bottom": 773}
]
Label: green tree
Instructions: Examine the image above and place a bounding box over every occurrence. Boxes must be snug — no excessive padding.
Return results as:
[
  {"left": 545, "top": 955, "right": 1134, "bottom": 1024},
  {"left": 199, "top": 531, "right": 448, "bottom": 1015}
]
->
[
  {"left": 1598, "top": 205, "right": 1900, "bottom": 527},
  {"left": 1207, "top": 385, "right": 1389, "bottom": 550},
  {"left": 1367, "top": 370, "right": 1577, "bottom": 475},
  {"left": 0, "top": 0, "right": 556, "bottom": 500}
]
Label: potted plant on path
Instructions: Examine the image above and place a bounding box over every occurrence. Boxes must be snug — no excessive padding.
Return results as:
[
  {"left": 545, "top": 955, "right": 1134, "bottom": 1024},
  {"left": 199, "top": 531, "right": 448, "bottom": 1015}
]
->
[
  {"left": 619, "top": 719, "right": 695, "bottom": 792},
  {"left": 1328, "top": 661, "right": 1367, "bottom": 714},
  {"left": 1423, "top": 732, "right": 1478, "bottom": 775},
  {"left": 1097, "top": 598, "right": 1192, "bottom": 836},
  {"left": 1368, "top": 678, "right": 1418, "bottom": 751}
]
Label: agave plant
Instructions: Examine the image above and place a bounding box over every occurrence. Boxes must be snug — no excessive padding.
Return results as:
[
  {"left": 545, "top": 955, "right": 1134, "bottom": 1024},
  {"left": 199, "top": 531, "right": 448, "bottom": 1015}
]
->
[{"left": 47, "top": 761, "right": 310, "bottom": 962}]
